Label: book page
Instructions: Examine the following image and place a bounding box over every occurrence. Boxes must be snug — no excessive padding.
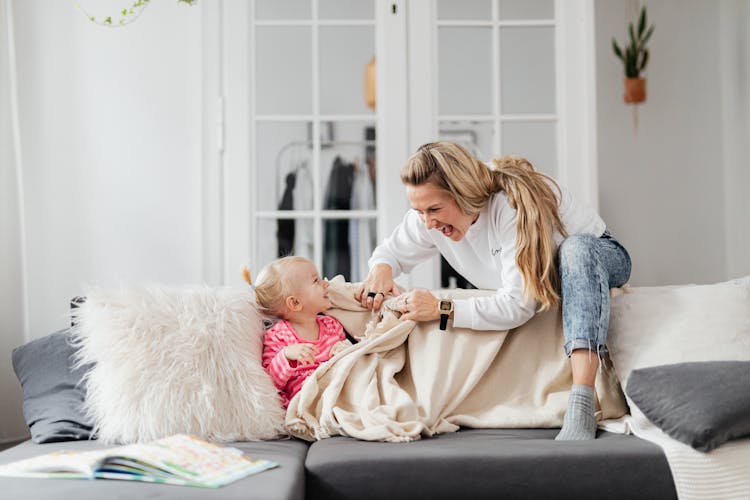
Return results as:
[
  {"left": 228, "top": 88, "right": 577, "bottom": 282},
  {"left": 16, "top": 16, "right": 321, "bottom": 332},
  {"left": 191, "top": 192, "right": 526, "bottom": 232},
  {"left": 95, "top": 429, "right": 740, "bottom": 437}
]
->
[
  {"left": 0, "top": 435, "right": 278, "bottom": 488},
  {"left": 0, "top": 448, "right": 111, "bottom": 478}
]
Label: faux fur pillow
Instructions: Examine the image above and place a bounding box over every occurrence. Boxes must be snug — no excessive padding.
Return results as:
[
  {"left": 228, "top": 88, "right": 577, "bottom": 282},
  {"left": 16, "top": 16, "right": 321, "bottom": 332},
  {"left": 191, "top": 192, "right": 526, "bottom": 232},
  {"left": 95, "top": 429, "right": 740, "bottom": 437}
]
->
[{"left": 71, "top": 285, "right": 286, "bottom": 444}]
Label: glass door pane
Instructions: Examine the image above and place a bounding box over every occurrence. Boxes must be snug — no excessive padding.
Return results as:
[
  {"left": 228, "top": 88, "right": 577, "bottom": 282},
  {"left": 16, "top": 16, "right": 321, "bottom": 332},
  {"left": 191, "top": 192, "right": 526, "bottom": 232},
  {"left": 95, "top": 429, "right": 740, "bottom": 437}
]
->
[
  {"left": 498, "top": 0, "right": 553, "bottom": 20},
  {"left": 438, "top": 27, "right": 493, "bottom": 115},
  {"left": 249, "top": 0, "right": 377, "bottom": 281},
  {"left": 255, "top": 0, "right": 311, "bottom": 20},
  {"left": 433, "top": 0, "right": 559, "bottom": 289},
  {"left": 255, "top": 27, "right": 313, "bottom": 115},
  {"left": 319, "top": 26, "right": 375, "bottom": 115},
  {"left": 256, "top": 121, "right": 313, "bottom": 212},
  {"left": 437, "top": 0, "right": 492, "bottom": 20},
  {"left": 499, "top": 26, "right": 556, "bottom": 114},
  {"left": 501, "top": 121, "right": 557, "bottom": 177},
  {"left": 319, "top": 0, "right": 373, "bottom": 20}
]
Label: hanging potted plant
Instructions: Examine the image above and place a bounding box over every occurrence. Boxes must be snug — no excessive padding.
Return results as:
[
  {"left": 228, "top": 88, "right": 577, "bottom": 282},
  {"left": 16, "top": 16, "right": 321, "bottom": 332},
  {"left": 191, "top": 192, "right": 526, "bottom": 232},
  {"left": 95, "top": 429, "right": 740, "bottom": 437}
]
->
[{"left": 612, "top": 5, "right": 654, "bottom": 104}]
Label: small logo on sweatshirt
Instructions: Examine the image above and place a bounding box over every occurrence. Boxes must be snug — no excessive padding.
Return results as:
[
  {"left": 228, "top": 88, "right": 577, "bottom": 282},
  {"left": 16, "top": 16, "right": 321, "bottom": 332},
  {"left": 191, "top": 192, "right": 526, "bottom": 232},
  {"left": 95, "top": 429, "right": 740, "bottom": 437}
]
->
[{"left": 491, "top": 247, "right": 502, "bottom": 256}]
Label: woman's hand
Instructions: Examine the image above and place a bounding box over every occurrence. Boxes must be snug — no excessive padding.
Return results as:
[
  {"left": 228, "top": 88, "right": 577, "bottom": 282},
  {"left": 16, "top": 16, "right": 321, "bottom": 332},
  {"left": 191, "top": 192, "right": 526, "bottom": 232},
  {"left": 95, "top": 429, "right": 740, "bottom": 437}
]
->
[
  {"left": 397, "top": 288, "right": 441, "bottom": 323},
  {"left": 284, "top": 343, "right": 318, "bottom": 365},
  {"left": 355, "top": 263, "right": 401, "bottom": 311}
]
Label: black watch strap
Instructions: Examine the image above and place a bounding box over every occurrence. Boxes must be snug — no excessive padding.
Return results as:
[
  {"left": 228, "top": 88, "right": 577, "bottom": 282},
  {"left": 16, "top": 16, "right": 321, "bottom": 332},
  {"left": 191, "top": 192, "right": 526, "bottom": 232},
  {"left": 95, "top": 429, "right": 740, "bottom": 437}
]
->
[{"left": 439, "top": 313, "right": 449, "bottom": 330}]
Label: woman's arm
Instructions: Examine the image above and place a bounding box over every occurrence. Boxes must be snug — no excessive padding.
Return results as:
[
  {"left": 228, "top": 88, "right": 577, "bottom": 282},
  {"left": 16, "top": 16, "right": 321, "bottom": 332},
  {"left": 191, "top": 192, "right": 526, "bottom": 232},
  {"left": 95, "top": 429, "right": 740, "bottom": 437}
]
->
[
  {"left": 368, "top": 209, "right": 439, "bottom": 276},
  {"left": 357, "top": 210, "right": 439, "bottom": 309},
  {"left": 452, "top": 204, "right": 537, "bottom": 330}
]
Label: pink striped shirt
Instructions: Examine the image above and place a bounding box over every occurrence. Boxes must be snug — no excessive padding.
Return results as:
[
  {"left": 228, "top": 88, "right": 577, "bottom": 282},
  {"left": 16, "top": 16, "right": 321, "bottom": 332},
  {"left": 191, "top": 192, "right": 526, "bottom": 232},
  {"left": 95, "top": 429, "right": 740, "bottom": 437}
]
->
[{"left": 262, "top": 315, "right": 346, "bottom": 407}]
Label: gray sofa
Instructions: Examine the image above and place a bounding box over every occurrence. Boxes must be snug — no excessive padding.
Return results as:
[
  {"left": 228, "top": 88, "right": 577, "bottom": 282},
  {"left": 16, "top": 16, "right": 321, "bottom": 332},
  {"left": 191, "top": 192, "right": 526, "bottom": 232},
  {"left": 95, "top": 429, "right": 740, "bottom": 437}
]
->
[
  {"left": 1, "top": 428, "right": 676, "bottom": 499},
  {"left": 1, "top": 310, "right": 678, "bottom": 499}
]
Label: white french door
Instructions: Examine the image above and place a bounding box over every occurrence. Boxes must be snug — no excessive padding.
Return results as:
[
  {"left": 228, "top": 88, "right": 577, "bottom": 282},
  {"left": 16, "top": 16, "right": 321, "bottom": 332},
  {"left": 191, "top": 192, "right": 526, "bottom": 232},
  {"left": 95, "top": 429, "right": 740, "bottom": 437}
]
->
[
  {"left": 407, "top": 0, "right": 598, "bottom": 288},
  {"left": 217, "top": 0, "right": 408, "bottom": 286},
  {"left": 206, "top": 0, "right": 595, "bottom": 289}
]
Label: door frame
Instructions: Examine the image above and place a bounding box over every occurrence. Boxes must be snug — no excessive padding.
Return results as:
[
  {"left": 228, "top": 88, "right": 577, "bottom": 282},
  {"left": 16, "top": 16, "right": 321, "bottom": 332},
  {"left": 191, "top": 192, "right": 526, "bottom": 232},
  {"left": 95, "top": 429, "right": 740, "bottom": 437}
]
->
[{"left": 203, "top": 0, "right": 598, "bottom": 288}]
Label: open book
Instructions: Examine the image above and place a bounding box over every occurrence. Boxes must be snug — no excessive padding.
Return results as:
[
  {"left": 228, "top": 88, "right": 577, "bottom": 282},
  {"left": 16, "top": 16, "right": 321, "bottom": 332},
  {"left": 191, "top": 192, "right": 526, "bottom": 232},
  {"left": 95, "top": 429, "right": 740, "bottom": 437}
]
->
[{"left": 0, "top": 434, "right": 278, "bottom": 488}]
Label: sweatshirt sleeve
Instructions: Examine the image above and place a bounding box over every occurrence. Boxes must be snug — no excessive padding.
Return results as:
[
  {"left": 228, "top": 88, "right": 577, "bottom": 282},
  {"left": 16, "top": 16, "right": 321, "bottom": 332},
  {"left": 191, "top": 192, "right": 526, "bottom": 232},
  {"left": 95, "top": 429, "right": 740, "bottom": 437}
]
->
[
  {"left": 368, "top": 210, "right": 440, "bottom": 277},
  {"left": 452, "top": 200, "right": 537, "bottom": 331},
  {"left": 262, "top": 326, "right": 296, "bottom": 389}
]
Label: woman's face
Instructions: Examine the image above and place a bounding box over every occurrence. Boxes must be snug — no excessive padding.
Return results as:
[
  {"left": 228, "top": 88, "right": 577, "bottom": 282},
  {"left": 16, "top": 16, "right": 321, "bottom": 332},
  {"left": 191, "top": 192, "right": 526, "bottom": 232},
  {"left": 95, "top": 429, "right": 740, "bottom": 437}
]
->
[{"left": 406, "top": 182, "right": 477, "bottom": 242}]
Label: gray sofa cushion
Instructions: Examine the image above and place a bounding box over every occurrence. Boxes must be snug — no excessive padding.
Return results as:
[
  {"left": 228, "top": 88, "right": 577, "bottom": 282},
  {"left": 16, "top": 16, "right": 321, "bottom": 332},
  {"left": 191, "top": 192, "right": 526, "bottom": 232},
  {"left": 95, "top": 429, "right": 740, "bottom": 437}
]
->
[
  {"left": 305, "top": 428, "right": 676, "bottom": 500},
  {"left": 0, "top": 438, "right": 309, "bottom": 500},
  {"left": 11, "top": 329, "right": 93, "bottom": 443},
  {"left": 626, "top": 361, "right": 750, "bottom": 452}
]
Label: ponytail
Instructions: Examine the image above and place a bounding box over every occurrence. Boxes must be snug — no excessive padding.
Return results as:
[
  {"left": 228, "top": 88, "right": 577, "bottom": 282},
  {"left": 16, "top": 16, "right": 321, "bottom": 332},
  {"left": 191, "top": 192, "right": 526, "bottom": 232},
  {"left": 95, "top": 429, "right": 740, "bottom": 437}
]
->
[{"left": 489, "top": 156, "right": 567, "bottom": 310}]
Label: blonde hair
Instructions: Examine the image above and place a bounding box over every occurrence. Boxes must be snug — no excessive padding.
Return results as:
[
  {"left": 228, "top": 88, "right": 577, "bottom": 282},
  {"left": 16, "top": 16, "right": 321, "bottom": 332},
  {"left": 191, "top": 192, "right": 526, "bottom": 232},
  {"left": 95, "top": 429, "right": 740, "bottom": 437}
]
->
[
  {"left": 401, "top": 141, "right": 568, "bottom": 310},
  {"left": 248, "top": 256, "right": 309, "bottom": 317}
]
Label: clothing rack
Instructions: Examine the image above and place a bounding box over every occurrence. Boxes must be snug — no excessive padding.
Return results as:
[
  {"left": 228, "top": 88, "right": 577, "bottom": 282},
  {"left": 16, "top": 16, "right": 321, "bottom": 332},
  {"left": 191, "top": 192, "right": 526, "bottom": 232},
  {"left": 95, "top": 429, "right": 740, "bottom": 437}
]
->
[{"left": 274, "top": 139, "right": 376, "bottom": 205}]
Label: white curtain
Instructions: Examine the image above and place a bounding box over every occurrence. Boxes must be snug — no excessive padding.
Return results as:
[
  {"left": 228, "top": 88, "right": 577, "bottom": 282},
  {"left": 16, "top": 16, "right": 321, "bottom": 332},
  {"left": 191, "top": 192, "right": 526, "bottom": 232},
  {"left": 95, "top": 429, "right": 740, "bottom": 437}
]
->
[{"left": 0, "top": 0, "right": 30, "bottom": 443}]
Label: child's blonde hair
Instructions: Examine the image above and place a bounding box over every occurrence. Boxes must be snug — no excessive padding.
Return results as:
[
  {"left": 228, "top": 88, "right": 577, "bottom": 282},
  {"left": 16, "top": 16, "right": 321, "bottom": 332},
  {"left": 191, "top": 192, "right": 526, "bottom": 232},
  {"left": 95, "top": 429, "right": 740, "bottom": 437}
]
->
[{"left": 246, "top": 256, "right": 309, "bottom": 317}]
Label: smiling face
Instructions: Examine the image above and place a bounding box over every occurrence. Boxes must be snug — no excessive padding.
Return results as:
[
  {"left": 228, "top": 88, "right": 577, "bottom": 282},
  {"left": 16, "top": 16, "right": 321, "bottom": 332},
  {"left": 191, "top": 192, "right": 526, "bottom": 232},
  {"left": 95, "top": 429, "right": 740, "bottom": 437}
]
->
[
  {"left": 406, "top": 182, "right": 478, "bottom": 242},
  {"left": 287, "top": 259, "right": 332, "bottom": 315}
]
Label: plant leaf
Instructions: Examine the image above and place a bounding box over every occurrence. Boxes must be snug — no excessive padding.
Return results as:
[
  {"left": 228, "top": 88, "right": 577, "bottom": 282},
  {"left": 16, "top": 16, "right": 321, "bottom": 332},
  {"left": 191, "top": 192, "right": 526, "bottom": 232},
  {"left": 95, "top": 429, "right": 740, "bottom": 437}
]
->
[
  {"left": 612, "top": 38, "right": 624, "bottom": 61},
  {"left": 641, "top": 25, "right": 655, "bottom": 46},
  {"left": 625, "top": 46, "right": 636, "bottom": 77},
  {"left": 640, "top": 49, "right": 650, "bottom": 72},
  {"left": 638, "top": 6, "right": 647, "bottom": 37}
]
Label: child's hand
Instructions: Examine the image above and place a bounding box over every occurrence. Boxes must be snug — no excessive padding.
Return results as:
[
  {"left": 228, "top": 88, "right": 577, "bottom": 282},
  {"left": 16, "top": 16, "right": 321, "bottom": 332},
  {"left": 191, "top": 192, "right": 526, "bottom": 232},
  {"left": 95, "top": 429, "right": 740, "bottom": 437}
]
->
[
  {"left": 330, "top": 340, "right": 352, "bottom": 357},
  {"left": 284, "top": 344, "right": 318, "bottom": 365}
]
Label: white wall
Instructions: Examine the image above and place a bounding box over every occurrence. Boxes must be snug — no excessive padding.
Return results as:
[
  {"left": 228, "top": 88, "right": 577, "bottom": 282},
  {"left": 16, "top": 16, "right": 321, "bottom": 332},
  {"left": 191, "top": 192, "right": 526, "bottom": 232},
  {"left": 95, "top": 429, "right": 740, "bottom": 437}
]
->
[
  {"left": 13, "top": 0, "right": 203, "bottom": 338},
  {"left": 596, "top": 0, "right": 733, "bottom": 286},
  {"left": 0, "top": 0, "right": 28, "bottom": 442},
  {"left": 720, "top": 0, "right": 750, "bottom": 280}
]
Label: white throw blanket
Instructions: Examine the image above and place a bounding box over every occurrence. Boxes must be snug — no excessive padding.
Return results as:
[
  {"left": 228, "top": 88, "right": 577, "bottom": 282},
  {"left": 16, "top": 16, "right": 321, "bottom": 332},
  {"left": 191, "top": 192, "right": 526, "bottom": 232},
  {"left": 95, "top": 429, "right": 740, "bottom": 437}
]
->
[
  {"left": 603, "top": 280, "right": 750, "bottom": 500},
  {"left": 628, "top": 408, "right": 750, "bottom": 500},
  {"left": 286, "top": 278, "right": 627, "bottom": 442},
  {"left": 601, "top": 407, "right": 750, "bottom": 500}
]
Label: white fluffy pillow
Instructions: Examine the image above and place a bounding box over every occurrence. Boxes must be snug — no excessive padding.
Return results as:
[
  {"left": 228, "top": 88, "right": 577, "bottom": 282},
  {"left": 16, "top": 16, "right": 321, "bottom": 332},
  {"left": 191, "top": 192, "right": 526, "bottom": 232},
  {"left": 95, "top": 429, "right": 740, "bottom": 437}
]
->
[
  {"left": 71, "top": 285, "right": 286, "bottom": 444},
  {"left": 607, "top": 278, "right": 750, "bottom": 389}
]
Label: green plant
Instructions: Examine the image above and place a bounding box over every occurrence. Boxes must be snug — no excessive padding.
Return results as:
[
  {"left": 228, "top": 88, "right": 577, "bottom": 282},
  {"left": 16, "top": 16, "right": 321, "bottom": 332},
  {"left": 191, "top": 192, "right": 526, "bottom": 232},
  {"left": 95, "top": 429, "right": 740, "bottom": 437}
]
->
[
  {"left": 612, "top": 5, "right": 655, "bottom": 78},
  {"left": 77, "top": 0, "right": 197, "bottom": 27}
]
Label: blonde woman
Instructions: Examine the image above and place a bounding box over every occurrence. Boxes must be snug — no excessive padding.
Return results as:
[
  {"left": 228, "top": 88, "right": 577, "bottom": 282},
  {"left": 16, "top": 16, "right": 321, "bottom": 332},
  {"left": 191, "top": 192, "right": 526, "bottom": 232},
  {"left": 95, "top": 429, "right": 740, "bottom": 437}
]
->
[{"left": 355, "top": 141, "right": 631, "bottom": 440}]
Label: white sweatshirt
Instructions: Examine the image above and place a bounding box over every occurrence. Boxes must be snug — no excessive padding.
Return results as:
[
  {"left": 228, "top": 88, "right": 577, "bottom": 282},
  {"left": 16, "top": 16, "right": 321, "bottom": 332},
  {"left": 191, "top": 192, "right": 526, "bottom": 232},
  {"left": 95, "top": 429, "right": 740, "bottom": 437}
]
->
[{"left": 369, "top": 188, "right": 606, "bottom": 331}]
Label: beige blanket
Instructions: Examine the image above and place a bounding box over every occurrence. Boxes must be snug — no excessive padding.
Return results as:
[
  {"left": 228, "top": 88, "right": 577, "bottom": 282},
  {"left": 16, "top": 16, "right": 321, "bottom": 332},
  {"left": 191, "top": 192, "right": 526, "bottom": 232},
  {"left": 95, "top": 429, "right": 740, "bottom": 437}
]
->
[{"left": 286, "top": 278, "right": 627, "bottom": 442}]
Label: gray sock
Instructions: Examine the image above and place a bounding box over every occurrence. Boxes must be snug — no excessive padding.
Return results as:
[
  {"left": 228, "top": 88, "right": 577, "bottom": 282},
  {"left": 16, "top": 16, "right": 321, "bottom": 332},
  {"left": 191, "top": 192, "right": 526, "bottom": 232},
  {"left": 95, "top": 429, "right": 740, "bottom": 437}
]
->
[{"left": 555, "top": 384, "right": 597, "bottom": 441}]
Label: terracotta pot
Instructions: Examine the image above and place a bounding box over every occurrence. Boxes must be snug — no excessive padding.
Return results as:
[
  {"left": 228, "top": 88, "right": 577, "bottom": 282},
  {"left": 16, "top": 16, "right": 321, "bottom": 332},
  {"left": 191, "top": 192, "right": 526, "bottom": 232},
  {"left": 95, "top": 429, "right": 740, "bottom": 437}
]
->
[{"left": 624, "top": 77, "right": 646, "bottom": 104}]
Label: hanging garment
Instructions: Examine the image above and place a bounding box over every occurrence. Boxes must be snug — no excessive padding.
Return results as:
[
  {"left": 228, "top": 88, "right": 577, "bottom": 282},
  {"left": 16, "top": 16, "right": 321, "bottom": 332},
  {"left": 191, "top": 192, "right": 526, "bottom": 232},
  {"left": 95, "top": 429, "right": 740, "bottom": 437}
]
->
[
  {"left": 349, "top": 160, "right": 376, "bottom": 282},
  {"left": 293, "top": 162, "right": 314, "bottom": 261},
  {"left": 323, "top": 156, "right": 354, "bottom": 280},
  {"left": 277, "top": 171, "right": 296, "bottom": 257}
]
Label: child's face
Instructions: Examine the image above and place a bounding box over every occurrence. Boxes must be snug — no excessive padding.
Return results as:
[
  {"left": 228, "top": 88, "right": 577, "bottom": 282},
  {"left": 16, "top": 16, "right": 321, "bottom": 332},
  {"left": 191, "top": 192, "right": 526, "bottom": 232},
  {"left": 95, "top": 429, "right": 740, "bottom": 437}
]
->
[{"left": 289, "top": 260, "right": 332, "bottom": 314}]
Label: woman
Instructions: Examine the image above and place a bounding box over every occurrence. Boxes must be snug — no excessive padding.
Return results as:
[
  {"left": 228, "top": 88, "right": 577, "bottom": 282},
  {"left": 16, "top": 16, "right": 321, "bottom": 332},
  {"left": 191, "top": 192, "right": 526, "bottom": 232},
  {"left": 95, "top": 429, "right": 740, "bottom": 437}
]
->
[{"left": 355, "top": 141, "right": 631, "bottom": 440}]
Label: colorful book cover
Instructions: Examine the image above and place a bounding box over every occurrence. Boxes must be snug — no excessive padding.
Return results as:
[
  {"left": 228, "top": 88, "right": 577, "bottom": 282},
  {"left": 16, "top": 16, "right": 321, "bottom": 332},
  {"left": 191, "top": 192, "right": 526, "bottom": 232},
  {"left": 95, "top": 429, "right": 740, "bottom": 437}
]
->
[{"left": 0, "top": 434, "right": 278, "bottom": 488}]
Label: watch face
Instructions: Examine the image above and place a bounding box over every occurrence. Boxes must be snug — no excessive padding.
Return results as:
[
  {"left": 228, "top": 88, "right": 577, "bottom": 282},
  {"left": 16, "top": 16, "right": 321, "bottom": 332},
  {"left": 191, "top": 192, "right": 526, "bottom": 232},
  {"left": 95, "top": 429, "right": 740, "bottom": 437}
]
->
[{"left": 439, "top": 300, "right": 452, "bottom": 312}]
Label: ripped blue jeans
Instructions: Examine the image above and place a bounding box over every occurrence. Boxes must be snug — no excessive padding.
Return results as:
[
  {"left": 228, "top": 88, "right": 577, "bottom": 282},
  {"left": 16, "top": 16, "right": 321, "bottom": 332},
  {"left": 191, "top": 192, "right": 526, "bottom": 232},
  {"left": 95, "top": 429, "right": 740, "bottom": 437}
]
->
[{"left": 557, "top": 230, "right": 632, "bottom": 358}]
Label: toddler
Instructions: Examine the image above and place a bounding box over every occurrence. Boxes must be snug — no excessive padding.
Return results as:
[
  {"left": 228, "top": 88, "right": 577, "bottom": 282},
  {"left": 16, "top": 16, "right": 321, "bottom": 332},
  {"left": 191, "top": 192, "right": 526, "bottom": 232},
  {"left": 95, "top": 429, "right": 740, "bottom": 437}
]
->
[{"left": 250, "top": 256, "right": 351, "bottom": 407}]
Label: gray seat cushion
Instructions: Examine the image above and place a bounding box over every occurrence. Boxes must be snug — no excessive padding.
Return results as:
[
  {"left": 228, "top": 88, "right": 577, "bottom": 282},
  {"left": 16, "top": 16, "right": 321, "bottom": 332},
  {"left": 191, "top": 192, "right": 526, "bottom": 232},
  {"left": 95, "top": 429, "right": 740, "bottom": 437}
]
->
[
  {"left": 0, "top": 438, "right": 309, "bottom": 500},
  {"left": 305, "top": 428, "right": 676, "bottom": 500}
]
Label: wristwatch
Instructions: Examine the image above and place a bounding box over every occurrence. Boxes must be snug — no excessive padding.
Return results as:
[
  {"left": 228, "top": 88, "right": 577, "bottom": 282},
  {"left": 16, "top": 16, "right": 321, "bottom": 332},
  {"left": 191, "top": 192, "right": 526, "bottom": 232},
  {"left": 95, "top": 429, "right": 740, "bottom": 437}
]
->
[{"left": 438, "top": 299, "right": 454, "bottom": 331}]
